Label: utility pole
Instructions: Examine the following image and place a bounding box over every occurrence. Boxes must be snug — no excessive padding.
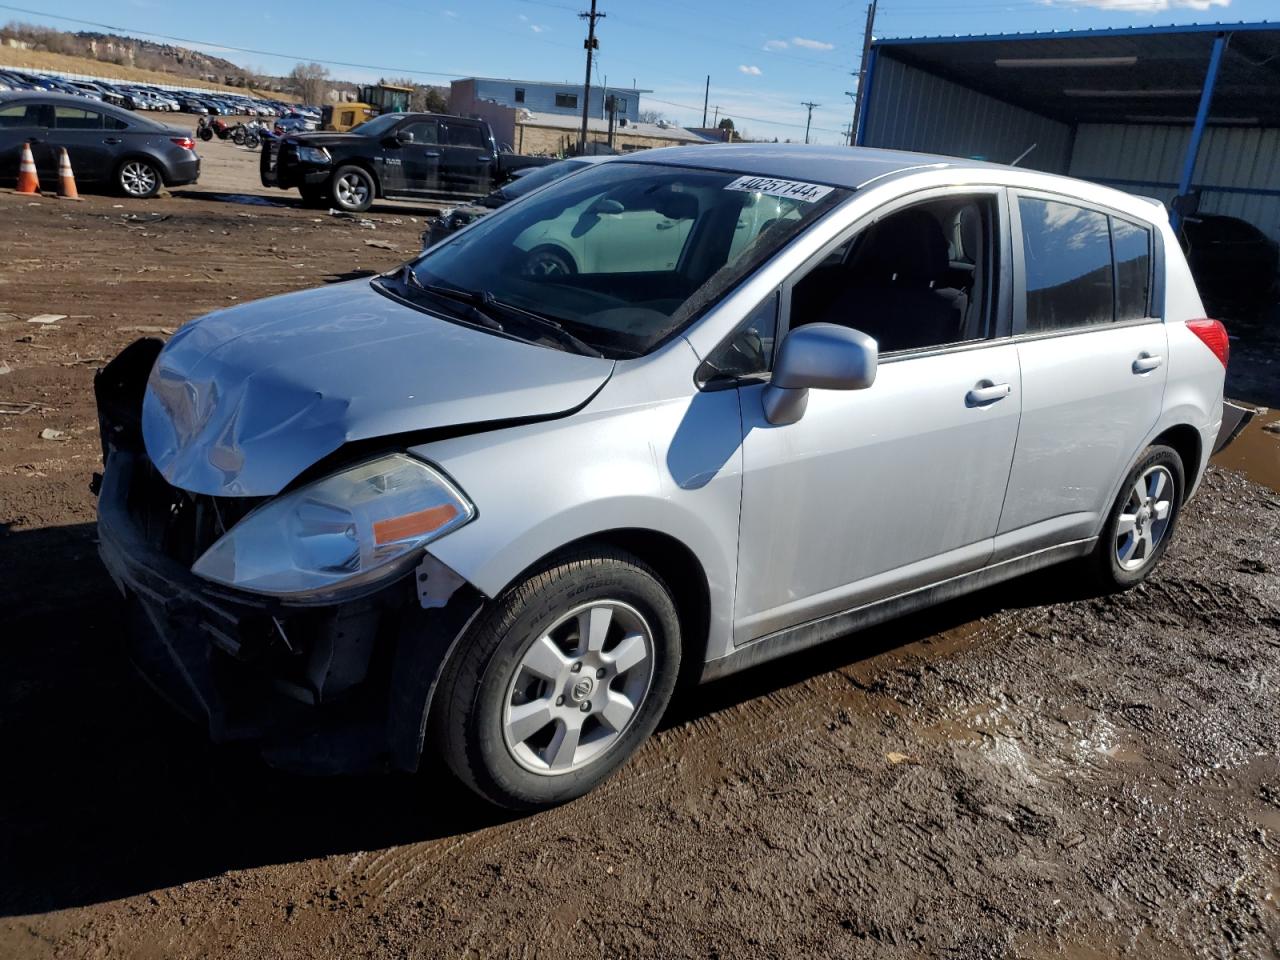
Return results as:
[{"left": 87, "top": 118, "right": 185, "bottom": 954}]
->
[
  {"left": 578, "top": 0, "right": 604, "bottom": 154},
  {"left": 701, "top": 74, "right": 710, "bottom": 127},
  {"left": 850, "top": 0, "right": 877, "bottom": 146},
  {"left": 801, "top": 101, "right": 819, "bottom": 144}
]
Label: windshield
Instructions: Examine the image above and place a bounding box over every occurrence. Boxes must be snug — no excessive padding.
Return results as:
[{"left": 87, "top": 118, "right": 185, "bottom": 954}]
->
[
  {"left": 348, "top": 113, "right": 402, "bottom": 137},
  {"left": 405, "top": 162, "right": 846, "bottom": 358}
]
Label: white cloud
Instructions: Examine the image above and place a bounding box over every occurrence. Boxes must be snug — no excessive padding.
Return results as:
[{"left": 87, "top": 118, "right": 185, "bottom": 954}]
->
[
  {"left": 518, "top": 13, "right": 528, "bottom": 20},
  {"left": 763, "top": 39, "right": 788, "bottom": 51},
  {"left": 443, "top": 9, "right": 458, "bottom": 18},
  {"left": 791, "top": 36, "right": 835, "bottom": 51},
  {"left": 739, "top": 64, "right": 762, "bottom": 76},
  {"left": 1044, "top": 0, "right": 1229, "bottom": 9},
  {"left": 531, "top": 24, "right": 547, "bottom": 32}
]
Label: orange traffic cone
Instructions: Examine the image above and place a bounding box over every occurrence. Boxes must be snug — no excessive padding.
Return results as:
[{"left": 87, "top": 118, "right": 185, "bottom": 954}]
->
[
  {"left": 56, "top": 147, "right": 79, "bottom": 200},
  {"left": 16, "top": 141, "right": 39, "bottom": 194}
]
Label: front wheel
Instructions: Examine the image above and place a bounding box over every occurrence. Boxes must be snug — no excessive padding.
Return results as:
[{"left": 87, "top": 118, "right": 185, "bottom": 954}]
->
[
  {"left": 520, "top": 245, "right": 577, "bottom": 278},
  {"left": 1091, "top": 444, "right": 1185, "bottom": 589},
  {"left": 329, "top": 165, "right": 375, "bottom": 212},
  {"left": 431, "top": 546, "right": 682, "bottom": 809}
]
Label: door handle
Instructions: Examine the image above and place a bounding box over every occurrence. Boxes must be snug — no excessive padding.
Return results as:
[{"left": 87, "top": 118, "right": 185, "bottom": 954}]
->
[
  {"left": 104, "top": 137, "right": 122, "bottom": 145},
  {"left": 422, "top": 150, "right": 441, "bottom": 158},
  {"left": 656, "top": 221, "right": 676, "bottom": 230},
  {"left": 966, "top": 381, "right": 1012, "bottom": 406},
  {"left": 1132, "top": 353, "right": 1163, "bottom": 374}
]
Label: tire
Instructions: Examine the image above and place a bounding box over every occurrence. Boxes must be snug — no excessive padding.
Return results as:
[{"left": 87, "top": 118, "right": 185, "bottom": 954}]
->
[
  {"left": 1091, "top": 444, "right": 1185, "bottom": 589},
  {"left": 118, "top": 159, "right": 162, "bottom": 199},
  {"left": 232, "top": 127, "right": 246, "bottom": 145},
  {"left": 521, "top": 245, "right": 577, "bottom": 278},
  {"left": 431, "top": 546, "right": 682, "bottom": 810},
  {"left": 329, "top": 165, "right": 375, "bottom": 213},
  {"left": 197, "top": 126, "right": 212, "bottom": 142}
]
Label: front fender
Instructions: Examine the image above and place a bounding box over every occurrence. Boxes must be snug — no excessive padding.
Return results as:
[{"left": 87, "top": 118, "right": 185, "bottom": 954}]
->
[{"left": 411, "top": 375, "right": 744, "bottom": 664}]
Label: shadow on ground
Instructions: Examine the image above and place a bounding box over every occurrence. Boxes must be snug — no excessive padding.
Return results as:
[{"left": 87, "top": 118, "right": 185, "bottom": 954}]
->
[{"left": 0, "top": 519, "right": 1101, "bottom": 917}]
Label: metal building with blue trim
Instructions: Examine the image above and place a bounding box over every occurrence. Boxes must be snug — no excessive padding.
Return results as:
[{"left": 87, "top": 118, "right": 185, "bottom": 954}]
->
[{"left": 857, "top": 22, "right": 1280, "bottom": 239}]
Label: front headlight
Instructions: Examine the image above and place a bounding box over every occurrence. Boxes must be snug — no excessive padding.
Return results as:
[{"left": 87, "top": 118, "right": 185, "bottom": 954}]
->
[
  {"left": 191, "top": 454, "right": 474, "bottom": 599},
  {"left": 296, "top": 145, "right": 331, "bottom": 164}
]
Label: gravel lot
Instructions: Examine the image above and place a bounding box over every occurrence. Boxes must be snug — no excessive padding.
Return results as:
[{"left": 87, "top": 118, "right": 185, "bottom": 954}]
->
[{"left": 0, "top": 143, "right": 1278, "bottom": 959}]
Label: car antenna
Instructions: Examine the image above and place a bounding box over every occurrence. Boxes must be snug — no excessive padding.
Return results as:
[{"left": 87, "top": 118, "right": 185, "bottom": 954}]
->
[{"left": 1010, "top": 143, "right": 1037, "bottom": 167}]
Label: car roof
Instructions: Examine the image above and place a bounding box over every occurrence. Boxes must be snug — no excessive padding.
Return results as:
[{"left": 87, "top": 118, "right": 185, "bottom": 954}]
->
[
  {"left": 621, "top": 143, "right": 1000, "bottom": 189},
  {"left": 0, "top": 90, "right": 161, "bottom": 124}
]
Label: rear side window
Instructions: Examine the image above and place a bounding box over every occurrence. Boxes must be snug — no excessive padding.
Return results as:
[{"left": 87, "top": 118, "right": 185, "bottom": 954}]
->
[
  {"left": 1019, "top": 198, "right": 1113, "bottom": 332},
  {"left": 1113, "top": 217, "right": 1152, "bottom": 321},
  {"left": 54, "top": 106, "right": 103, "bottom": 130},
  {"left": 445, "top": 123, "right": 485, "bottom": 148}
]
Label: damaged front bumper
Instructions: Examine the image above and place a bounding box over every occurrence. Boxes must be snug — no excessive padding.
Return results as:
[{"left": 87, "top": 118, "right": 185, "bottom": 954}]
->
[{"left": 93, "top": 341, "right": 484, "bottom": 775}]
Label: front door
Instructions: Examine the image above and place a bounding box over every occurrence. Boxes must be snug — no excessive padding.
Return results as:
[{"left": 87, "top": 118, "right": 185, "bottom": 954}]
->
[
  {"left": 0, "top": 101, "right": 54, "bottom": 183},
  {"left": 996, "top": 193, "right": 1168, "bottom": 558},
  {"left": 385, "top": 118, "right": 441, "bottom": 196},
  {"left": 734, "top": 190, "right": 1021, "bottom": 644}
]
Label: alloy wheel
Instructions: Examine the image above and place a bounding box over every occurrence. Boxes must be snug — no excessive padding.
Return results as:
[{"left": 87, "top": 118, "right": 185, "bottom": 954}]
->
[
  {"left": 120, "top": 162, "right": 157, "bottom": 196},
  {"left": 335, "top": 172, "right": 369, "bottom": 208},
  {"left": 1115, "top": 465, "right": 1174, "bottom": 571},
  {"left": 502, "top": 600, "right": 655, "bottom": 775}
]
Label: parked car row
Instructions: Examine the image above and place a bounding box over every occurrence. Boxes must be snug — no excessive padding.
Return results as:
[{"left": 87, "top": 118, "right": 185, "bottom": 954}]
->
[{"left": 0, "top": 67, "right": 316, "bottom": 120}]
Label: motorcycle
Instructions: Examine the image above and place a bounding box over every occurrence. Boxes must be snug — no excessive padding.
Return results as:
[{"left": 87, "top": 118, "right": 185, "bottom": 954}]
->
[
  {"left": 196, "top": 116, "right": 231, "bottom": 141},
  {"left": 230, "top": 119, "right": 270, "bottom": 150}
]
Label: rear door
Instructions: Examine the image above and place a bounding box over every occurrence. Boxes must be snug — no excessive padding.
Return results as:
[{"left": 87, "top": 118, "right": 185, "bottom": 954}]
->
[
  {"left": 0, "top": 101, "right": 54, "bottom": 181},
  {"left": 50, "top": 104, "right": 120, "bottom": 182},
  {"left": 439, "top": 120, "right": 494, "bottom": 196},
  {"left": 996, "top": 191, "right": 1167, "bottom": 559}
]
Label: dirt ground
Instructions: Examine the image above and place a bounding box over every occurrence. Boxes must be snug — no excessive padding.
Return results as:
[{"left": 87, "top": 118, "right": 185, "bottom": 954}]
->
[{"left": 0, "top": 144, "right": 1278, "bottom": 959}]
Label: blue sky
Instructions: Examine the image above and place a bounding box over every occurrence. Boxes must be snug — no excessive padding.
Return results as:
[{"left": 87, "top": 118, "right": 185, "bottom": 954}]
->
[{"left": 2, "top": 0, "right": 1272, "bottom": 142}]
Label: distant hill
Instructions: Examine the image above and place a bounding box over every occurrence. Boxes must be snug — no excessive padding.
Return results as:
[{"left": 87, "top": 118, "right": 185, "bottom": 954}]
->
[{"left": 0, "top": 21, "right": 289, "bottom": 92}]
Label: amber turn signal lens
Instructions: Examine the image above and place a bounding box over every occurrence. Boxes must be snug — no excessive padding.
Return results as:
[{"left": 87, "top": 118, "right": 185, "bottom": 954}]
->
[{"left": 373, "top": 503, "right": 460, "bottom": 545}]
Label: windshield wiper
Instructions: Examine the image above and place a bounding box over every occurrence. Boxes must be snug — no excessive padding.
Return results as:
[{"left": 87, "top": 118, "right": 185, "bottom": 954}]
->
[
  {"left": 405, "top": 269, "right": 603, "bottom": 357},
  {"left": 392, "top": 266, "right": 504, "bottom": 333}
]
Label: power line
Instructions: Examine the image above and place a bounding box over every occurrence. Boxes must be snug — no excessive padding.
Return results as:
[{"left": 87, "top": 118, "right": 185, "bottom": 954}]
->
[{"left": 801, "top": 100, "right": 820, "bottom": 144}]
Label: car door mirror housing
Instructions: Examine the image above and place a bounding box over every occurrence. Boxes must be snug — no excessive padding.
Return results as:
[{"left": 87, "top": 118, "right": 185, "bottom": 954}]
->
[
  {"left": 394, "top": 129, "right": 414, "bottom": 144},
  {"left": 762, "top": 323, "right": 878, "bottom": 425}
]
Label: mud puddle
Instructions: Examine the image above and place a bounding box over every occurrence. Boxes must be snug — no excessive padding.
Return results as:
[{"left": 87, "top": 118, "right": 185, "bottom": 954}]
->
[{"left": 1213, "top": 404, "right": 1280, "bottom": 493}]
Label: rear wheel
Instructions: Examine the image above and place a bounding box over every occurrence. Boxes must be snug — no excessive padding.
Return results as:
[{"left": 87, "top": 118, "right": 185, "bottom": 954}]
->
[
  {"left": 329, "top": 165, "right": 374, "bottom": 212},
  {"left": 118, "top": 159, "right": 161, "bottom": 198},
  {"left": 1091, "top": 444, "right": 1184, "bottom": 589},
  {"left": 520, "top": 245, "right": 577, "bottom": 278},
  {"left": 432, "top": 546, "right": 681, "bottom": 809}
]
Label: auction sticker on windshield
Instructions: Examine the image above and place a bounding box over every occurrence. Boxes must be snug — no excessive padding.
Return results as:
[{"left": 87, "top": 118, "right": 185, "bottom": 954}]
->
[{"left": 725, "top": 176, "right": 834, "bottom": 203}]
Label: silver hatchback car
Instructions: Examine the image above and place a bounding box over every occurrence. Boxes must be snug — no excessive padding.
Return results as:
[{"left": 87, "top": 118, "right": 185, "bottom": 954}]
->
[{"left": 95, "top": 145, "right": 1235, "bottom": 808}]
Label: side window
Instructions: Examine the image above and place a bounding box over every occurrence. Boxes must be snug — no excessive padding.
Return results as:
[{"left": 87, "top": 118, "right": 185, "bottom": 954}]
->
[
  {"left": 445, "top": 123, "right": 485, "bottom": 149},
  {"left": 0, "top": 103, "right": 45, "bottom": 128},
  {"left": 514, "top": 88, "right": 526, "bottom": 104},
  {"left": 1113, "top": 216, "right": 1152, "bottom": 322},
  {"left": 789, "top": 194, "right": 996, "bottom": 354},
  {"left": 104, "top": 115, "right": 128, "bottom": 131},
  {"left": 1019, "top": 197, "right": 1113, "bottom": 332},
  {"left": 555, "top": 93, "right": 578, "bottom": 109},
  {"left": 698, "top": 292, "right": 779, "bottom": 384},
  {"left": 54, "top": 106, "right": 103, "bottom": 130},
  {"left": 399, "top": 120, "right": 439, "bottom": 144}
]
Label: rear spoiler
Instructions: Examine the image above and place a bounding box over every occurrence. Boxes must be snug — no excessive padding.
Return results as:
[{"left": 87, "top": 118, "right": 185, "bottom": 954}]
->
[{"left": 1213, "top": 400, "right": 1255, "bottom": 454}]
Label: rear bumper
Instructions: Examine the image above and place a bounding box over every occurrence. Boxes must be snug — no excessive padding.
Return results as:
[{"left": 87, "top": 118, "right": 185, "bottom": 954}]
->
[
  {"left": 165, "top": 155, "right": 200, "bottom": 186},
  {"left": 1213, "top": 400, "right": 1254, "bottom": 454}
]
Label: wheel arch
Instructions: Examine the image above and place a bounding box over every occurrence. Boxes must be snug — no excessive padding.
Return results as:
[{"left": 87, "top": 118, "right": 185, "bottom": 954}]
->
[
  {"left": 1150, "top": 423, "right": 1202, "bottom": 498},
  {"left": 500, "top": 527, "right": 712, "bottom": 677}
]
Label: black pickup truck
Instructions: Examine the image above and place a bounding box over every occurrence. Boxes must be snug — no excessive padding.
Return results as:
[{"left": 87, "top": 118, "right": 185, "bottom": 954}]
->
[{"left": 260, "top": 111, "right": 551, "bottom": 212}]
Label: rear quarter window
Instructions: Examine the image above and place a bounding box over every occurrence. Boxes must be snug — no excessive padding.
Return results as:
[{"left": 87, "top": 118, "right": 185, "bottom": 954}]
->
[
  {"left": 1113, "top": 217, "right": 1152, "bottom": 322},
  {"left": 446, "top": 123, "right": 485, "bottom": 149}
]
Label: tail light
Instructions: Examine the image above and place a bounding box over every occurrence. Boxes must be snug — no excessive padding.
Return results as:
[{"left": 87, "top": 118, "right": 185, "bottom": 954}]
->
[
  {"left": 1187, "top": 318, "right": 1229, "bottom": 368},
  {"left": 171, "top": 136, "right": 195, "bottom": 151}
]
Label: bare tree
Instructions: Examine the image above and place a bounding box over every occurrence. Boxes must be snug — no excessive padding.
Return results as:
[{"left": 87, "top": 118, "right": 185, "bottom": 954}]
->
[
  {"left": 637, "top": 109, "right": 667, "bottom": 124},
  {"left": 288, "top": 62, "right": 330, "bottom": 105}
]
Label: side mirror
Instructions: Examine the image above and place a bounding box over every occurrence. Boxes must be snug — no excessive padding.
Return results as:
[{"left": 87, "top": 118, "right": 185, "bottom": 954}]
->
[
  {"left": 762, "top": 323, "right": 877, "bottom": 426},
  {"left": 394, "top": 129, "right": 414, "bottom": 144}
]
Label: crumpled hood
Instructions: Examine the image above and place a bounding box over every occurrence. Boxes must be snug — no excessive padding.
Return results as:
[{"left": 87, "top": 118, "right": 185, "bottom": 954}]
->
[{"left": 142, "top": 280, "right": 613, "bottom": 497}]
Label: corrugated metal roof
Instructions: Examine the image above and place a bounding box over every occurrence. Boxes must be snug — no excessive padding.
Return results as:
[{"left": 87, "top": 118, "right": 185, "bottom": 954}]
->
[{"left": 871, "top": 22, "right": 1280, "bottom": 126}]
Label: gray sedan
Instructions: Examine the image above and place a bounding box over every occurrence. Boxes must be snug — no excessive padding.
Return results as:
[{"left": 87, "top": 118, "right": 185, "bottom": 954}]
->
[
  {"left": 94, "top": 144, "right": 1230, "bottom": 808},
  {"left": 0, "top": 92, "right": 199, "bottom": 197}
]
